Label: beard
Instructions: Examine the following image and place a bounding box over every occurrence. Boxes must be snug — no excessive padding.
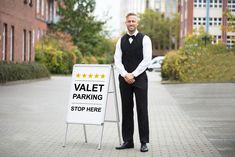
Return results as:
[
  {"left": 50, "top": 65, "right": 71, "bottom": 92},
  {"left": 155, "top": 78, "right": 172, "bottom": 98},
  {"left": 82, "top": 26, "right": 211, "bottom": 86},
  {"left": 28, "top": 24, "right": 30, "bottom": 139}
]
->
[{"left": 127, "top": 27, "right": 136, "bottom": 34}]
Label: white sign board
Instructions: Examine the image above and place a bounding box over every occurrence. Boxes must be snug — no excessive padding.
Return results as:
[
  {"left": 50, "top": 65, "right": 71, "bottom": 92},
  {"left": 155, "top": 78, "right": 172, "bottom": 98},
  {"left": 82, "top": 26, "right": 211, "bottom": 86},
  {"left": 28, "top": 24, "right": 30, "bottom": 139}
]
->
[{"left": 66, "top": 64, "right": 111, "bottom": 125}]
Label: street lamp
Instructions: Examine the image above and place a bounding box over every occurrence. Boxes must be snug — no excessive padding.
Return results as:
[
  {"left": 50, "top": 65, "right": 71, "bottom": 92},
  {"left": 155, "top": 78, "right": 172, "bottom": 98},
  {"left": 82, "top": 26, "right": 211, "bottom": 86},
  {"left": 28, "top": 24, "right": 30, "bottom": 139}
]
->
[{"left": 202, "top": 35, "right": 210, "bottom": 47}]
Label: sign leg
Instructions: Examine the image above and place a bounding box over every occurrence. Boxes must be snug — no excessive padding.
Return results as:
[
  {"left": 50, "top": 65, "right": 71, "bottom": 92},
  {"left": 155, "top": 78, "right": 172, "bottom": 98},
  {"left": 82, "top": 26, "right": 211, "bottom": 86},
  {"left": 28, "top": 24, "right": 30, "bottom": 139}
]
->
[
  {"left": 116, "top": 122, "right": 121, "bottom": 145},
  {"left": 83, "top": 124, "right": 87, "bottom": 143},
  {"left": 97, "top": 123, "right": 104, "bottom": 150},
  {"left": 63, "top": 123, "right": 69, "bottom": 147},
  {"left": 112, "top": 65, "right": 122, "bottom": 145}
]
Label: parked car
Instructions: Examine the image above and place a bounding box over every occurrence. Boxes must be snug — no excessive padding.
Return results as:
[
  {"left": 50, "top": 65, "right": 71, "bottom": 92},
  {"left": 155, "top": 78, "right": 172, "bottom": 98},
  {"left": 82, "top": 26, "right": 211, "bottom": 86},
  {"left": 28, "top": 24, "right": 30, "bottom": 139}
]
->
[{"left": 148, "top": 56, "right": 165, "bottom": 72}]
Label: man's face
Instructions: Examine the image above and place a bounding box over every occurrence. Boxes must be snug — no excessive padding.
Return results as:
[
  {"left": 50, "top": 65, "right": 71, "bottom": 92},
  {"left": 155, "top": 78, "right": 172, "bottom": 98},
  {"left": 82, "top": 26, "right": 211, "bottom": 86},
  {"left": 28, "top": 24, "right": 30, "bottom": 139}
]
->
[{"left": 125, "top": 15, "right": 138, "bottom": 34}]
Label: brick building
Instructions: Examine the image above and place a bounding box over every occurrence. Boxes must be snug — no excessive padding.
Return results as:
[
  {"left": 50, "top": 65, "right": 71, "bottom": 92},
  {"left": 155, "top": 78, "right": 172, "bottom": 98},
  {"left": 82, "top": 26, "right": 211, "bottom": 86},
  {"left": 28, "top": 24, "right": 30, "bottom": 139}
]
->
[
  {"left": 0, "top": 0, "right": 59, "bottom": 63},
  {"left": 179, "top": 0, "right": 235, "bottom": 48}
]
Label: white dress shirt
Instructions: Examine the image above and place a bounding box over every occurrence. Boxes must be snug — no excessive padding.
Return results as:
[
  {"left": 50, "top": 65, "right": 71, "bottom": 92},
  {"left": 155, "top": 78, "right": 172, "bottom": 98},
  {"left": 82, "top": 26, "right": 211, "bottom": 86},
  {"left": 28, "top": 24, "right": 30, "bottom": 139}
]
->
[{"left": 114, "top": 30, "right": 152, "bottom": 77}]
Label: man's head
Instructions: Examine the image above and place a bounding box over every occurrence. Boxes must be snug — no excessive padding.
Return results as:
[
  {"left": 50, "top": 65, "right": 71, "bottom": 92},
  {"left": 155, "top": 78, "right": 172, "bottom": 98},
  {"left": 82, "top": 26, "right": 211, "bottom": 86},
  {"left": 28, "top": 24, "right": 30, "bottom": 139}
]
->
[{"left": 125, "top": 13, "right": 138, "bottom": 34}]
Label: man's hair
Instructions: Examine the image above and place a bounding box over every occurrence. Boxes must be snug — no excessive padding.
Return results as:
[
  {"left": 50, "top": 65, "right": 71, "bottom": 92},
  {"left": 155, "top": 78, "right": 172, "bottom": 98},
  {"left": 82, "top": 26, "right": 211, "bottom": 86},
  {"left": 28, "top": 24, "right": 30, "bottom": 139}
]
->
[{"left": 126, "top": 13, "right": 137, "bottom": 19}]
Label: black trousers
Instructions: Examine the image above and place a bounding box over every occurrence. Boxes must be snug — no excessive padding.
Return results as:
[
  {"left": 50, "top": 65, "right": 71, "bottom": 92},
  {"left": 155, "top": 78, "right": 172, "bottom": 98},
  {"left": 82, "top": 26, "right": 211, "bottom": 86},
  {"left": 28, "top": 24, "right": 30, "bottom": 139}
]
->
[{"left": 119, "top": 72, "right": 149, "bottom": 143}]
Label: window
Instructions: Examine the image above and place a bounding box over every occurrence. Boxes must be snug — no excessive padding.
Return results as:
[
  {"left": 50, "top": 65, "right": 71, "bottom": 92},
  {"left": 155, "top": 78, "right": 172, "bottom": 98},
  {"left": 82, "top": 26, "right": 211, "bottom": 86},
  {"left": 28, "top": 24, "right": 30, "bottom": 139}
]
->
[
  {"left": 10, "top": 26, "right": 14, "bottom": 62},
  {"left": 32, "top": 30, "right": 35, "bottom": 46},
  {"left": 37, "top": 28, "right": 40, "bottom": 40},
  {"left": 28, "top": 31, "right": 32, "bottom": 61},
  {"left": 49, "top": 1, "right": 53, "bottom": 22},
  {"left": 36, "top": 0, "right": 40, "bottom": 14},
  {"left": 2, "top": 23, "right": 7, "bottom": 61},
  {"left": 22, "top": 29, "right": 26, "bottom": 62},
  {"left": 226, "top": 35, "right": 234, "bottom": 48},
  {"left": 41, "top": 0, "right": 44, "bottom": 16},
  {"left": 46, "top": 0, "right": 49, "bottom": 21},
  {"left": 29, "top": 0, "right": 33, "bottom": 7}
]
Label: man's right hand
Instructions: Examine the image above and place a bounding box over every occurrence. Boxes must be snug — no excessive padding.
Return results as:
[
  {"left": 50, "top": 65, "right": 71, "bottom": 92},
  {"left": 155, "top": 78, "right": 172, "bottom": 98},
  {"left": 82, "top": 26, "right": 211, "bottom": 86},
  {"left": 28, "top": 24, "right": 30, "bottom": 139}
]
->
[{"left": 124, "top": 73, "right": 135, "bottom": 84}]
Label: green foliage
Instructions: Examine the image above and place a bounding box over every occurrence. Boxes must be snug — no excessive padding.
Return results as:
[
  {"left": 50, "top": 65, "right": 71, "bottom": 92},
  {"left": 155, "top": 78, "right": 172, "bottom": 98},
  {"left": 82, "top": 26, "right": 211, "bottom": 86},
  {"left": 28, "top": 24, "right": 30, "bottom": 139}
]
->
[
  {"left": 0, "top": 62, "right": 50, "bottom": 84},
  {"left": 223, "top": 9, "right": 235, "bottom": 33},
  {"left": 93, "top": 36, "right": 115, "bottom": 64},
  {"left": 56, "top": 0, "right": 105, "bottom": 56},
  {"left": 162, "top": 50, "right": 235, "bottom": 82},
  {"left": 181, "top": 27, "right": 212, "bottom": 55},
  {"left": 53, "top": 0, "right": 114, "bottom": 64},
  {"left": 162, "top": 29, "right": 235, "bottom": 82},
  {"left": 161, "top": 51, "right": 183, "bottom": 80},
  {"left": 138, "top": 9, "right": 180, "bottom": 50},
  {"left": 35, "top": 31, "right": 82, "bottom": 74},
  {"left": 207, "top": 42, "right": 230, "bottom": 54},
  {"left": 162, "top": 48, "right": 235, "bottom": 83}
]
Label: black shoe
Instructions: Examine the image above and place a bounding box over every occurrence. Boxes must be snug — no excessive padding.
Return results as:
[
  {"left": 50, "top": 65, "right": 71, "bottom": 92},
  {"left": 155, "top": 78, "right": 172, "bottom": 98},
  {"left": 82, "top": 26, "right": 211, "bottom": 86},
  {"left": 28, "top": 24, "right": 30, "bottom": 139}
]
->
[
  {"left": 140, "top": 143, "right": 148, "bottom": 152},
  {"left": 115, "top": 142, "right": 134, "bottom": 150}
]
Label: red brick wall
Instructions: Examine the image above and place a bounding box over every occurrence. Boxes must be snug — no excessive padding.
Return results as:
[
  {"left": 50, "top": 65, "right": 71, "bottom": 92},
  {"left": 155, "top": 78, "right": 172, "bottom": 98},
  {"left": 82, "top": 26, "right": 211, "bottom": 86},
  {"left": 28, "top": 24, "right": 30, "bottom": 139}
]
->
[
  {"left": 179, "top": 0, "right": 194, "bottom": 47},
  {"left": 0, "top": 0, "right": 51, "bottom": 63},
  {"left": 187, "top": 0, "right": 193, "bottom": 34}
]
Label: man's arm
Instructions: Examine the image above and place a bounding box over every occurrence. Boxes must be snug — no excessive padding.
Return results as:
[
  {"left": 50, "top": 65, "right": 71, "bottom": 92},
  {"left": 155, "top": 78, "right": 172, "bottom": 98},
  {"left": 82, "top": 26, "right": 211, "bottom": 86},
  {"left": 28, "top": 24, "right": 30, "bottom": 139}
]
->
[
  {"left": 132, "top": 35, "right": 152, "bottom": 77},
  {"left": 114, "top": 38, "right": 128, "bottom": 77}
]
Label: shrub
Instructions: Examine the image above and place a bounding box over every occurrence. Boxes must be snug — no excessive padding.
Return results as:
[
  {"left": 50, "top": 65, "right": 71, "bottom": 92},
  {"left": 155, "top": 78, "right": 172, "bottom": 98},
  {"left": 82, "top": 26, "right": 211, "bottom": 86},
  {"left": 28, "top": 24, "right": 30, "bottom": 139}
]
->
[
  {"left": 0, "top": 62, "right": 50, "bottom": 84},
  {"left": 161, "top": 49, "right": 235, "bottom": 82},
  {"left": 162, "top": 28, "right": 235, "bottom": 83},
  {"left": 161, "top": 51, "right": 183, "bottom": 80},
  {"left": 35, "top": 31, "right": 83, "bottom": 74}
]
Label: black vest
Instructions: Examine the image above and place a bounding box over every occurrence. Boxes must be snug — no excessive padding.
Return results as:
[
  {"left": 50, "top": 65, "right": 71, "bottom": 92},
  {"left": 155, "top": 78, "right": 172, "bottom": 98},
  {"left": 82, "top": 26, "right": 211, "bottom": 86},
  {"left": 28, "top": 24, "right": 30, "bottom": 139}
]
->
[{"left": 121, "top": 33, "right": 144, "bottom": 73}]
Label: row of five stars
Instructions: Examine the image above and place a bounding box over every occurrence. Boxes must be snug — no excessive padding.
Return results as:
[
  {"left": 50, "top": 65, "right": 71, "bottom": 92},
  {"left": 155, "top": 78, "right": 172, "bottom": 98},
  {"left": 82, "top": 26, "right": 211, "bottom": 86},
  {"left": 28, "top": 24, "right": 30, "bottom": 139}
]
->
[{"left": 76, "top": 73, "right": 105, "bottom": 79}]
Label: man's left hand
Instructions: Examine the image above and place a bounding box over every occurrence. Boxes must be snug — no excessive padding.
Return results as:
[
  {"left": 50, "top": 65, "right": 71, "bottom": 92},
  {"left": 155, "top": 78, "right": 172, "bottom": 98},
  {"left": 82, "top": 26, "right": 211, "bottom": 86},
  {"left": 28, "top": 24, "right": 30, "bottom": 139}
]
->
[{"left": 124, "top": 73, "right": 135, "bottom": 84}]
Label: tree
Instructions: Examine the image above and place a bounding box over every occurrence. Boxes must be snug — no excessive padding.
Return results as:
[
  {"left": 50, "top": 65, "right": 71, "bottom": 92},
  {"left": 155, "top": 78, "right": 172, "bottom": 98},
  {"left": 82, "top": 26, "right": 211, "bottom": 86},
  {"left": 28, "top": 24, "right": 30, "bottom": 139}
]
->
[
  {"left": 223, "top": 9, "right": 235, "bottom": 33},
  {"left": 138, "top": 10, "right": 180, "bottom": 53},
  {"left": 170, "top": 13, "right": 180, "bottom": 50},
  {"left": 222, "top": 9, "right": 235, "bottom": 46},
  {"left": 56, "top": 0, "right": 105, "bottom": 55}
]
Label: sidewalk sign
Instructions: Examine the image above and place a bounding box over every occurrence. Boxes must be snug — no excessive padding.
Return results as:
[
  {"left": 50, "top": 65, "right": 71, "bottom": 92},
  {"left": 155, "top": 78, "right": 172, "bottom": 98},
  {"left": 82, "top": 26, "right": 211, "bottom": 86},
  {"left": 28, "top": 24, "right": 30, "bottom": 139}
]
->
[{"left": 63, "top": 64, "right": 121, "bottom": 150}]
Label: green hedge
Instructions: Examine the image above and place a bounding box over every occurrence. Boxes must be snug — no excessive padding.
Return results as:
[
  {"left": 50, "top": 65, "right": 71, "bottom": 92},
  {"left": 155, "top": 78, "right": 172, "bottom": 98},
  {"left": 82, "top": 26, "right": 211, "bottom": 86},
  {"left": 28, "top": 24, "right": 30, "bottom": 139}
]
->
[
  {"left": 161, "top": 50, "right": 235, "bottom": 82},
  {"left": 161, "top": 29, "right": 235, "bottom": 83},
  {"left": 0, "top": 62, "right": 50, "bottom": 84}
]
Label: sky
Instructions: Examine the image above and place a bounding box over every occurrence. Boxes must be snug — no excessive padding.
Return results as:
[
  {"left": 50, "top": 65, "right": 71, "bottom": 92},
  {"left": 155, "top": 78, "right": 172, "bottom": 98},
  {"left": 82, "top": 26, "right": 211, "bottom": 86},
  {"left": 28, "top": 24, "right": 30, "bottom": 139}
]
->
[{"left": 94, "top": 0, "right": 121, "bottom": 38}]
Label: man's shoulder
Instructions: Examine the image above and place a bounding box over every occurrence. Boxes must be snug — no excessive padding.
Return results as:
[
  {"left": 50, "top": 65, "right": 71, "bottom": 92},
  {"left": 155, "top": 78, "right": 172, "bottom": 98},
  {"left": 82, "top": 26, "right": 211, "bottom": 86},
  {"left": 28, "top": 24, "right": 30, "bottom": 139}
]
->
[
  {"left": 138, "top": 32, "right": 151, "bottom": 38},
  {"left": 121, "top": 34, "right": 128, "bottom": 39}
]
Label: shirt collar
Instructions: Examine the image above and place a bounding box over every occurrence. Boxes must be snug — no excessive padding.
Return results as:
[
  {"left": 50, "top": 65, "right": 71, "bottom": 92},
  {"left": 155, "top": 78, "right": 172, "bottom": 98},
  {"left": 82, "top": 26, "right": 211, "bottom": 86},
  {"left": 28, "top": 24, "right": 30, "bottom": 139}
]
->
[{"left": 127, "top": 30, "right": 138, "bottom": 37}]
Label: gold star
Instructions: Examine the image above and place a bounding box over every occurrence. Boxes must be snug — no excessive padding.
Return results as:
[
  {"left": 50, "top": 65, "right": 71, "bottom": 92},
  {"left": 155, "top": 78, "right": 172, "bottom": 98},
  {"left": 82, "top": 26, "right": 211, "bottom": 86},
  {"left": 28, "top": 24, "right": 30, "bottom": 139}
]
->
[
  {"left": 82, "top": 74, "right": 86, "bottom": 78},
  {"left": 101, "top": 74, "right": 105, "bottom": 78},
  {"left": 95, "top": 74, "right": 99, "bottom": 78},
  {"left": 89, "top": 74, "right": 93, "bottom": 78},
  {"left": 76, "top": 73, "right": 80, "bottom": 78}
]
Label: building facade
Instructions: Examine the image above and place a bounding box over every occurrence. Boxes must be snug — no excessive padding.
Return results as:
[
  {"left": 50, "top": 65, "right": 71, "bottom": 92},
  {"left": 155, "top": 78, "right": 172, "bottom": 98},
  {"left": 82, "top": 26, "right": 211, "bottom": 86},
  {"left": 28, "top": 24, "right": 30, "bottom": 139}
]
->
[
  {"left": 120, "top": 0, "right": 179, "bottom": 32},
  {"left": 180, "top": 0, "right": 235, "bottom": 48},
  {"left": 0, "top": 0, "right": 59, "bottom": 63}
]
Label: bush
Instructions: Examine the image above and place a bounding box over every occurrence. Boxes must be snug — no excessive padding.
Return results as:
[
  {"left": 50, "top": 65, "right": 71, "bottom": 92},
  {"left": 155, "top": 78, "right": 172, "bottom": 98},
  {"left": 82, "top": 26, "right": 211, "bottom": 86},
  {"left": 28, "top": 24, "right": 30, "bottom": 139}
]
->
[
  {"left": 161, "top": 51, "right": 183, "bottom": 80},
  {"left": 162, "top": 49, "right": 235, "bottom": 82},
  {"left": 161, "top": 28, "right": 235, "bottom": 83},
  {"left": 35, "top": 31, "right": 83, "bottom": 74},
  {"left": 0, "top": 62, "right": 50, "bottom": 84}
]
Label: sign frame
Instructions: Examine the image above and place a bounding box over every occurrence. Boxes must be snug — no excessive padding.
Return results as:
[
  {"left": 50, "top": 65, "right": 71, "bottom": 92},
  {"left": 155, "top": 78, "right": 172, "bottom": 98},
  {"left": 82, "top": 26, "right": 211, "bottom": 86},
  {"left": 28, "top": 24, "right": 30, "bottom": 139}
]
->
[{"left": 63, "top": 64, "right": 121, "bottom": 150}]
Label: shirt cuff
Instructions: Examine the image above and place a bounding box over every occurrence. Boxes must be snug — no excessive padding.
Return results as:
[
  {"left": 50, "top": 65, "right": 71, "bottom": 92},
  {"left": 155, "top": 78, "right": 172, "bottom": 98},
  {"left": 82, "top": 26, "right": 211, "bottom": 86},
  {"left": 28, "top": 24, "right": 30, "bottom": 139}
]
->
[
  {"left": 121, "top": 71, "right": 128, "bottom": 77},
  {"left": 132, "top": 71, "right": 139, "bottom": 77}
]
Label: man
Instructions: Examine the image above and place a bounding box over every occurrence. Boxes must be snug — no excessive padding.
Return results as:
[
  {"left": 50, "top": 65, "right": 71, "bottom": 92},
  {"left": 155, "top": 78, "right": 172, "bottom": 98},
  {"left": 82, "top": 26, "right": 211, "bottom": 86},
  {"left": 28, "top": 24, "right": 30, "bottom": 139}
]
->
[{"left": 114, "top": 13, "right": 152, "bottom": 152}]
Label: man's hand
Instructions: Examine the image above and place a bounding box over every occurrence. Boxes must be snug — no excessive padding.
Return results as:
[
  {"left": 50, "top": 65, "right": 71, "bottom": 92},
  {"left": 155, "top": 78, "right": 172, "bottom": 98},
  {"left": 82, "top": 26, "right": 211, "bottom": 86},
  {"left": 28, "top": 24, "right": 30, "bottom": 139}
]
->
[{"left": 124, "top": 73, "right": 135, "bottom": 84}]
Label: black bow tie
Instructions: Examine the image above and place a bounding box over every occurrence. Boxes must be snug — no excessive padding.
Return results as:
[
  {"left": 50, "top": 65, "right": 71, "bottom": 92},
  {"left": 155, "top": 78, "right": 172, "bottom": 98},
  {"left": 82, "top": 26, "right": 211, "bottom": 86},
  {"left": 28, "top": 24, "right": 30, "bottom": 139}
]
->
[{"left": 127, "top": 34, "right": 135, "bottom": 39}]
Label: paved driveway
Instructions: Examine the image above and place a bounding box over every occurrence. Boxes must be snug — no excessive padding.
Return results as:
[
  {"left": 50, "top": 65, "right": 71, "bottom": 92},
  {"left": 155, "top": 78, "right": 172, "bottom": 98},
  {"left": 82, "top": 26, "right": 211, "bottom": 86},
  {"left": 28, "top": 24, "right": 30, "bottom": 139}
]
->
[{"left": 0, "top": 72, "right": 233, "bottom": 157}]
